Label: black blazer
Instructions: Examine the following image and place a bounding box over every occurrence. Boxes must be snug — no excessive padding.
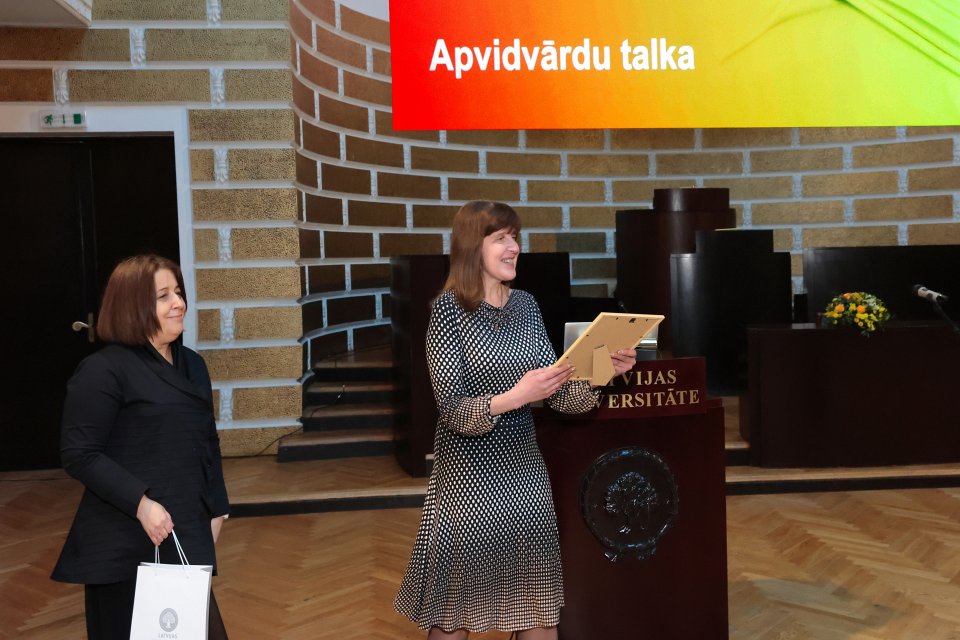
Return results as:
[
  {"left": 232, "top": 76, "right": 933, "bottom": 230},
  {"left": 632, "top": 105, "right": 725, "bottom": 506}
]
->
[{"left": 52, "top": 342, "right": 229, "bottom": 585}]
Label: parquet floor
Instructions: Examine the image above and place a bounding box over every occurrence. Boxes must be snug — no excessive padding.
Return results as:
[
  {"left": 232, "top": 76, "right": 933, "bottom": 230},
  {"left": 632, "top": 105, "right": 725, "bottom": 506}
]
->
[
  {"left": 4, "top": 472, "right": 960, "bottom": 639},
  {"left": 224, "top": 455, "right": 427, "bottom": 506}
]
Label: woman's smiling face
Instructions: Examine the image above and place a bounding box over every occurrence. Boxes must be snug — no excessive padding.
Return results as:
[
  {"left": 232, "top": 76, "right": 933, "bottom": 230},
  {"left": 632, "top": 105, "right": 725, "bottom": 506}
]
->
[
  {"left": 153, "top": 268, "right": 185, "bottom": 345},
  {"left": 480, "top": 227, "right": 520, "bottom": 287}
]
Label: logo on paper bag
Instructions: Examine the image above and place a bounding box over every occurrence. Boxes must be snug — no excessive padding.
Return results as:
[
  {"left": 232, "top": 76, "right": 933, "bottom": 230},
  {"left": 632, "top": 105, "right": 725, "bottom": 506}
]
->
[{"left": 159, "top": 608, "right": 179, "bottom": 632}]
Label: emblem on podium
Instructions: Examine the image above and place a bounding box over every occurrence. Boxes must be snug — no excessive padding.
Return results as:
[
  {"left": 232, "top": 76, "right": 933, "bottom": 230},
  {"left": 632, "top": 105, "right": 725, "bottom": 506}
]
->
[{"left": 580, "top": 447, "right": 679, "bottom": 561}]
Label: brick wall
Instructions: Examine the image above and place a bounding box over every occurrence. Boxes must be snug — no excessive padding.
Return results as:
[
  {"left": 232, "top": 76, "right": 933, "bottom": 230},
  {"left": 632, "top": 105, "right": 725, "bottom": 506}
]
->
[
  {"left": 3, "top": 0, "right": 959, "bottom": 456},
  {"left": 0, "top": 0, "right": 303, "bottom": 456},
  {"left": 293, "top": 0, "right": 960, "bottom": 368}
]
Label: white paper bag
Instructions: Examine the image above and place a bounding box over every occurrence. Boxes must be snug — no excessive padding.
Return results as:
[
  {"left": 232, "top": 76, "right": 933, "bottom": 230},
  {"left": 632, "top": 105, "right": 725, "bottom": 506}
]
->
[{"left": 130, "top": 531, "right": 212, "bottom": 640}]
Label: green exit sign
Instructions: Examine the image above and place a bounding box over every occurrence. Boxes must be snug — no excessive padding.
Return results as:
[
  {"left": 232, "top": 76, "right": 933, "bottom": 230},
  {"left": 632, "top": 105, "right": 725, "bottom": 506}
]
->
[{"left": 38, "top": 110, "right": 87, "bottom": 129}]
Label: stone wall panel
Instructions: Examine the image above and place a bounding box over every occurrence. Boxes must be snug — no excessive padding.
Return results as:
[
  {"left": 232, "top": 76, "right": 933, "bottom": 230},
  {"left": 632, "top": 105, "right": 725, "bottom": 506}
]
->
[
  {"left": 908, "top": 166, "right": 960, "bottom": 192},
  {"left": 799, "top": 127, "right": 898, "bottom": 144},
  {"left": 802, "top": 171, "right": 899, "bottom": 197},
  {"left": 304, "top": 193, "right": 343, "bottom": 224},
  {"left": 702, "top": 128, "right": 792, "bottom": 148},
  {"left": 351, "top": 263, "right": 391, "bottom": 289},
  {"left": 346, "top": 136, "right": 404, "bottom": 167},
  {"left": 194, "top": 229, "right": 220, "bottom": 261},
  {"left": 854, "top": 140, "right": 954, "bottom": 168},
  {"left": 348, "top": 200, "right": 406, "bottom": 227},
  {"left": 70, "top": 69, "right": 209, "bottom": 102},
  {"left": 236, "top": 306, "right": 303, "bottom": 339},
  {"left": 147, "top": 29, "right": 289, "bottom": 61},
  {"left": 908, "top": 223, "right": 960, "bottom": 245},
  {"left": 568, "top": 153, "right": 649, "bottom": 177},
  {"left": 752, "top": 201, "right": 845, "bottom": 225},
  {"left": 302, "top": 122, "right": 340, "bottom": 158},
  {"left": 305, "top": 264, "right": 347, "bottom": 293},
  {"left": 0, "top": 69, "right": 53, "bottom": 101},
  {"left": 233, "top": 227, "right": 300, "bottom": 259},
  {"left": 197, "top": 267, "right": 301, "bottom": 299},
  {"left": 202, "top": 346, "right": 302, "bottom": 379},
  {"left": 225, "top": 69, "right": 292, "bottom": 102},
  {"left": 343, "top": 71, "right": 391, "bottom": 106},
  {"left": 191, "top": 149, "right": 215, "bottom": 182},
  {"left": 379, "top": 172, "right": 442, "bottom": 199},
  {"left": 230, "top": 149, "right": 297, "bottom": 181},
  {"left": 299, "top": 48, "right": 339, "bottom": 92},
  {"left": 233, "top": 386, "right": 302, "bottom": 420},
  {"left": 193, "top": 188, "right": 299, "bottom": 221},
  {"left": 411, "top": 147, "right": 479, "bottom": 173},
  {"left": 189, "top": 109, "right": 294, "bottom": 141},
  {"left": 486, "top": 152, "right": 560, "bottom": 176},
  {"left": 327, "top": 294, "right": 376, "bottom": 325},
  {"left": 94, "top": 0, "right": 205, "bottom": 20},
  {"left": 657, "top": 152, "right": 742, "bottom": 176},
  {"left": 323, "top": 231, "right": 374, "bottom": 258},
  {"left": 223, "top": 0, "right": 290, "bottom": 21},
  {"left": 0, "top": 28, "right": 129, "bottom": 61},
  {"left": 751, "top": 148, "right": 843, "bottom": 173},
  {"left": 198, "top": 309, "right": 221, "bottom": 341},
  {"left": 379, "top": 233, "right": 444, "bottom": 256},
  {"left": 802, "top": 225, "right": 899, "bottom": 248},
  {"left": 853, "top": 195, "right": 953, "bottom": 221},
  {"left": 340, "top": 6, "right": 391, "bottom": 44},
  {"left": 611, "top": 128, "right": 695, "bottom": 150},
  {"left": 527, "top": 180, "right": 605, "bottom": 202}
]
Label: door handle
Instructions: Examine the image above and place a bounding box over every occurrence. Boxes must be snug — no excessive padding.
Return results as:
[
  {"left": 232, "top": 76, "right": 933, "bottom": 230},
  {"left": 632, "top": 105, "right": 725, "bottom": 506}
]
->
[{"left": 72, "top": 312, "right": 95, "bottom": 343}]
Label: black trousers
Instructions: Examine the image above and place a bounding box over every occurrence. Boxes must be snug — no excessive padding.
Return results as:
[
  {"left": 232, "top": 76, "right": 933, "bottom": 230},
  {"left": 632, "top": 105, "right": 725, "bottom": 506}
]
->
[{"left": 84, "top": 577, "right": 228, "bottom": 639}]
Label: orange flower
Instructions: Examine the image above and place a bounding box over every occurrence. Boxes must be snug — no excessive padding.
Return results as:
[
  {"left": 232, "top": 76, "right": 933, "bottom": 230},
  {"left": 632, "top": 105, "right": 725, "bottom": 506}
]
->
[
  {"left": 834, "top": 304, "right": 845, "bottom": 313},
  {"left": 856, "top": 304, "right": 866, "bottom": 313},
  {"left": 842, "top": 293, "right": 851, "bottom": 299}
]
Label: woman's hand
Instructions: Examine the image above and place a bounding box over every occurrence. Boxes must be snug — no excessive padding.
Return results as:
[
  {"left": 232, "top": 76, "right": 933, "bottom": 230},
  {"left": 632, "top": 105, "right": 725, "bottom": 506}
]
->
[
  {"left": 514, "top": 365, "right": 576, "bottom": 404},
  {"left": 137, "top": 495, "right": 174, "bottom": 546},
  {"left": 493, "top": 365, "right": 575, "bottom": 414},
  {"left": 211, "top": 516, "right": 225, "bottom": 544},
  {"left": 610, "top": 349, "right": 637, "bottom": 376}
]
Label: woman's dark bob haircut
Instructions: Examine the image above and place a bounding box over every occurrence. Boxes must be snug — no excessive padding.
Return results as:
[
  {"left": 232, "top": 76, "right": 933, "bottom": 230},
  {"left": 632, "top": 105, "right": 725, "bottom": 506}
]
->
[
  {"left": 97, "top": 254, "right": 186, "bottom": 346},
  {"left": 443, "top": 200, "right": 521, "bottom": 313}
]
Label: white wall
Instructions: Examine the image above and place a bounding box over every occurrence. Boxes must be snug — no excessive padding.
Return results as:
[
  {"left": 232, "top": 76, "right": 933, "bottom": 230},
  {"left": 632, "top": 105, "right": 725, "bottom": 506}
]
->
[{"left": 339, "top": 0, "right": 389, "bottom": 20}]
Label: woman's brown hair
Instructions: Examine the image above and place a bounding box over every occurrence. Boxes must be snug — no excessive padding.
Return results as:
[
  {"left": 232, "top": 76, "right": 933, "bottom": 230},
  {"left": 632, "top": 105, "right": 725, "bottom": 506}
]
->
[
  {"left": 443, "top": 200, "right": 521, "bottom": 312},
  {"left": 97, "top": 254, "right": 186, "bottom": 345}
]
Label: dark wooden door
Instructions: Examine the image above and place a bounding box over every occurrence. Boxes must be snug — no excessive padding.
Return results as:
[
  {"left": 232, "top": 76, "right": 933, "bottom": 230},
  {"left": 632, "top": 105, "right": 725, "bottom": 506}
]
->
[{"left": 0, "top": 136, "right": 180, "bottom": 470}]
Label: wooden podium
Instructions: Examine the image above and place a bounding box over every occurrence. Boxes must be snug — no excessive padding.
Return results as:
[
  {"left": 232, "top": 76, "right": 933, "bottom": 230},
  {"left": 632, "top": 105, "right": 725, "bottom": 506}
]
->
[
  {"left": 741, "top": 322, "right": 960, "bottom": 467},
  {"left": 536, "top": 358, "right": 728, "bottom": 639}
]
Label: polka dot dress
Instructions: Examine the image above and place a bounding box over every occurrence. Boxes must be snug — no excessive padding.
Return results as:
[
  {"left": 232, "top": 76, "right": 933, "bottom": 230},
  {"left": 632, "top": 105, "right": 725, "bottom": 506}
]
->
[{"left": 395, "top": 289, "right": 600, "bottom": 633}]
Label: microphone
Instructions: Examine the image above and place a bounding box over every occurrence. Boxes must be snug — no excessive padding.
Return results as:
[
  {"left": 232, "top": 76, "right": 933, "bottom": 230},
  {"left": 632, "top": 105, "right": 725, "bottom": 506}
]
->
[{"left": 913, "top": 284, "right": 949, "bottom": 303}]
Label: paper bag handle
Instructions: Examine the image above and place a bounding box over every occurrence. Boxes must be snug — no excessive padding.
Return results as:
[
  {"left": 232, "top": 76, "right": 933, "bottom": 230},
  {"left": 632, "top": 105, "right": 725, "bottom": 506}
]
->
[{"left": 154, "top": 530, "right": 190, "bottom": 566}]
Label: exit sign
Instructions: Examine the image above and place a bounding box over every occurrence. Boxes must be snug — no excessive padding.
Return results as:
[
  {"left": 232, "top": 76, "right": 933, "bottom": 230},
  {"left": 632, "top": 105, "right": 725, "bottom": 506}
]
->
[{"left": 39, "top": 110, "right": 87, "bottom": 129}]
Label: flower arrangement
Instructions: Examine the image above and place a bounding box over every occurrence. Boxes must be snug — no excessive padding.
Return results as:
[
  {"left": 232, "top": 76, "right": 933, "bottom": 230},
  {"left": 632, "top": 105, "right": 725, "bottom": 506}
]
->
[{"left": 822, "top": 292, "right": 891, "bottom": 337}]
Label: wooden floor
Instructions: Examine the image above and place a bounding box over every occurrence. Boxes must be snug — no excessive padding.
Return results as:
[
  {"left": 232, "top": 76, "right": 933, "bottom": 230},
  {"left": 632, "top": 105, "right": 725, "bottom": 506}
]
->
[{"left": 4, "top": 473, "right": 960, "bottom": 639}]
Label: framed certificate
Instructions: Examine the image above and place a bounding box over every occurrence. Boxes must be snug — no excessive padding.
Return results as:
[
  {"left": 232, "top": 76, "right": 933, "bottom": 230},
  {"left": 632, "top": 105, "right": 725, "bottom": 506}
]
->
[{"left": 554, "top": 312, "right": 665, "bottom": 385}]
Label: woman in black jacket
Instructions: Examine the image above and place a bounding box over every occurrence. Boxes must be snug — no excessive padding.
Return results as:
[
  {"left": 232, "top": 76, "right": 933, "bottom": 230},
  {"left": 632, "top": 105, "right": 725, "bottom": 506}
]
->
[{"left": 51, "top": 254, "right": 230, "bottom": 639}]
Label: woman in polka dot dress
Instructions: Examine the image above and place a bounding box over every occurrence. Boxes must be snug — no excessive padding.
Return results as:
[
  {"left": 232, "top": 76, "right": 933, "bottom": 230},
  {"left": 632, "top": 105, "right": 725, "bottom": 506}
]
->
[{"left": 395, "top": 201, "right": 637, "bottom": 640}]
